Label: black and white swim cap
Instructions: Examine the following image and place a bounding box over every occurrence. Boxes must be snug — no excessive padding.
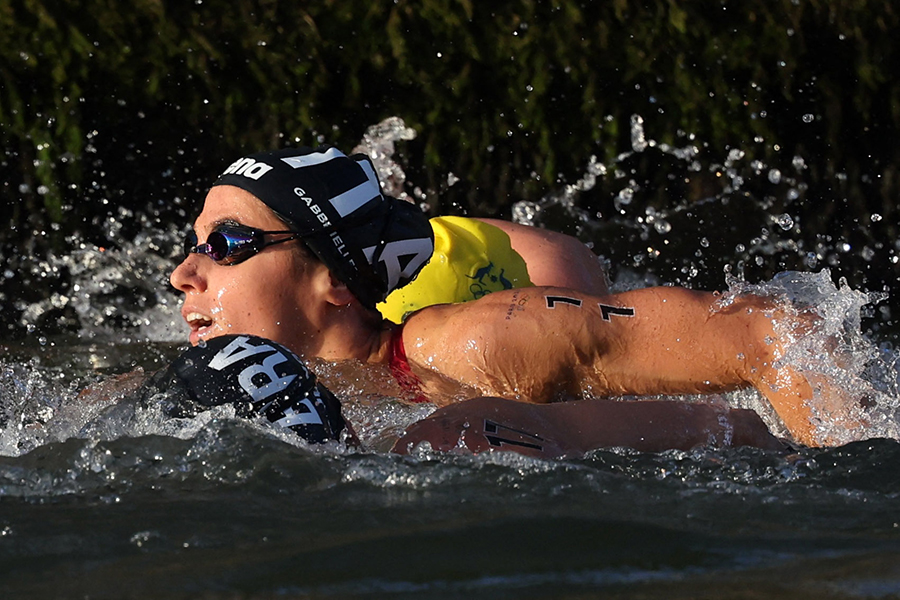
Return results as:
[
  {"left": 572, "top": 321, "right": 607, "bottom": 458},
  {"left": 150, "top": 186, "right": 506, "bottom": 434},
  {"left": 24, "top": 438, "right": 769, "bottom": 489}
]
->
[
  {"left": 142, "top": 335, "right": 346, "bottom": 444},
  {"left": 211, "top": 146, "right": 434, "bottom": 308}
]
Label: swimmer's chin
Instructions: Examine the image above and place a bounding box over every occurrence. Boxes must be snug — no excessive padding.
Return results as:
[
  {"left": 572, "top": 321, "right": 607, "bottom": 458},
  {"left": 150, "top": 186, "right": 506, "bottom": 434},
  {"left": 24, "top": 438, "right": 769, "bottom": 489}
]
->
[
  {"left": 190, "top": 325, "right": 221, "bottom": 346},
  {"left": 189, "top": 325, "right": 263, "bottom": 346}
]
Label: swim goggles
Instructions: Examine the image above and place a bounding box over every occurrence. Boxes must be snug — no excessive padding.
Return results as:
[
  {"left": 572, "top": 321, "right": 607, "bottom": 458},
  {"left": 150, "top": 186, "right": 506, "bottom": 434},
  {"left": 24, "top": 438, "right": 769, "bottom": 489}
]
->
[{"left": 184, "top": 223, "right": 301, "bottom": 266}]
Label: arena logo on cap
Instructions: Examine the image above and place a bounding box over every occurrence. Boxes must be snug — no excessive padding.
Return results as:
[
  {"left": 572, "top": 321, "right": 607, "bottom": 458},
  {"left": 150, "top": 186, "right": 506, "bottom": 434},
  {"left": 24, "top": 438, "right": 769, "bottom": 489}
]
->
[{"left": 222, "top": 157, "right": 274, "bottom": 181}]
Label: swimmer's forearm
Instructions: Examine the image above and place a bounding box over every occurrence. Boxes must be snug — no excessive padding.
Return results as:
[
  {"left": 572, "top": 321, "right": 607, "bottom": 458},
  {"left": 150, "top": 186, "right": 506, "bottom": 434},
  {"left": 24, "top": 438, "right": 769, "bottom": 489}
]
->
[
  {"left": 577, "top": 287, "right": 821, "bottom": 445},
  {"left": 578, "top": 288, "right": 778, "bottom": 393},
  {"left": 77, "top": 369, "right": 150, "bottom": 404},
  {"left": 391, "top": 397, "right": 785, "bottom": 457}
]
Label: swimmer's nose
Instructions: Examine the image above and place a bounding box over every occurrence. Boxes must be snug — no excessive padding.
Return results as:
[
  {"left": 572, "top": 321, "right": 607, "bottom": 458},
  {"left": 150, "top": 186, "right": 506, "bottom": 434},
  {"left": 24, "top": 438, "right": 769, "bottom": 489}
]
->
[{"left": 170, "top": 254, "right": 207, "bottom": 294}]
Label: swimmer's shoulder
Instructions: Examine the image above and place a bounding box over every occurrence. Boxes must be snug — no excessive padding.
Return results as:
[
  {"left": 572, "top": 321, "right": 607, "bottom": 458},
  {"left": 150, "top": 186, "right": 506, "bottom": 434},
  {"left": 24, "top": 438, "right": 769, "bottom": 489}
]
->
[{"left": 397, "top": 287, "right": 564, "bottom": 368}]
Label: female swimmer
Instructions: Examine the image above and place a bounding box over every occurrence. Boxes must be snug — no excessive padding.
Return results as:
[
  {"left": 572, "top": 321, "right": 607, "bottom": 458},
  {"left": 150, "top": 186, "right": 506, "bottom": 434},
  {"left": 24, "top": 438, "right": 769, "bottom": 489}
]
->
[{"left": 169, "top": 146, "right": 845, "bottom": 446}]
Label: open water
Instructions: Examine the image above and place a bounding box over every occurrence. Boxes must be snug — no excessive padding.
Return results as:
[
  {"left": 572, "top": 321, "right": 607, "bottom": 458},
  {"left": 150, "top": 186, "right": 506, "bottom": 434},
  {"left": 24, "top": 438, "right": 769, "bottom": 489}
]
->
[{"left": 2, "top": 120, "right": 900, "bottom": 599}]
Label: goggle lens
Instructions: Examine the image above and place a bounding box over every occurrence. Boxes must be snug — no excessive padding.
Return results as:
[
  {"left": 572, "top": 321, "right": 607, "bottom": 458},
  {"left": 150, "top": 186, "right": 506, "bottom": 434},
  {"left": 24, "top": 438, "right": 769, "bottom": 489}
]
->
[{"left": 183, "top": 225, "right": 297, "bottom": 266}]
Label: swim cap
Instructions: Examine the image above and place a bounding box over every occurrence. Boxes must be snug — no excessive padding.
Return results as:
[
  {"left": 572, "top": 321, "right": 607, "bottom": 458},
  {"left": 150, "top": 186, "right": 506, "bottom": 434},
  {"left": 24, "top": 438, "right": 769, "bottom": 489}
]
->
[
  {"left": 211, "top": 146, "right": 434, "bottom": 308},
  {"left": 140, "top": 334, "right": 346, "bottom": 443},
  {"left": 378, "top": 216, "right": 533, "bottom": 323}
]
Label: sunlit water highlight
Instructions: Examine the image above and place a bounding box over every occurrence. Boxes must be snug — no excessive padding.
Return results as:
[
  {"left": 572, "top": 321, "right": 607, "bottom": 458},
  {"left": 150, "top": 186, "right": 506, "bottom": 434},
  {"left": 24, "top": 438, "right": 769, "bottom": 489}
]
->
[{"left": 2, "top": 119, "right": 900, "bottom": 599}]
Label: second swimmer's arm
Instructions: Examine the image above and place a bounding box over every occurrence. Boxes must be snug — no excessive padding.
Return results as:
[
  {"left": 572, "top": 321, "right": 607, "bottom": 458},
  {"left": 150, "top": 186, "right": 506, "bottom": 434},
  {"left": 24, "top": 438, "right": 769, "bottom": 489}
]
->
[{"left": 391, "top": 396, "right": 785, "bottom": 457}]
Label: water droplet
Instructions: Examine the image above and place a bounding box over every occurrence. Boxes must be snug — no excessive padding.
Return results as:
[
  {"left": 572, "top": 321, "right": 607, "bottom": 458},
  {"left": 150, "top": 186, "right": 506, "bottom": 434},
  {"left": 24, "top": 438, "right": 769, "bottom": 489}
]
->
[
  {"left": 630, "top": 114, "right": 648, "bottom": 152},
  {"left": 774, "top": 213, "right": 793, "bottom": 230},
  {"left": 614, "top": 187, "right": 634, "bottom": 212},
  {"left": 802, "top": 113, "right": 815, "bottom": 123}
]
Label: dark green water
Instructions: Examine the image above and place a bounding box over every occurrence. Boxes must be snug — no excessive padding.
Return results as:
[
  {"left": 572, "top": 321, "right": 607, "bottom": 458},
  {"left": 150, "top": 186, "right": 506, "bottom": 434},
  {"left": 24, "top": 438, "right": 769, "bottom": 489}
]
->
[{"left": 3, "top": 420, "right": 900, "bottom": 599}]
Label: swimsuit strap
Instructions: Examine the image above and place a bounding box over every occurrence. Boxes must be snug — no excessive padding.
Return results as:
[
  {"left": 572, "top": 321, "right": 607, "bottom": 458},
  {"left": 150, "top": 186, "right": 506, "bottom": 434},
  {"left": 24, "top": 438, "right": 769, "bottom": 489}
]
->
[{"left": 388, "top": 325, "right": 429, "bottom": 404}]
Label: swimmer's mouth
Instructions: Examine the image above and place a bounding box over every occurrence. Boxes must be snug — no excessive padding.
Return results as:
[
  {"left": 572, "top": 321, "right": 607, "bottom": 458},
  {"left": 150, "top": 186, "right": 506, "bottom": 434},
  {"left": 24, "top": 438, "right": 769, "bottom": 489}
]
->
[{"left": 185, "top": 312, "right": 214, "bottom": 334}]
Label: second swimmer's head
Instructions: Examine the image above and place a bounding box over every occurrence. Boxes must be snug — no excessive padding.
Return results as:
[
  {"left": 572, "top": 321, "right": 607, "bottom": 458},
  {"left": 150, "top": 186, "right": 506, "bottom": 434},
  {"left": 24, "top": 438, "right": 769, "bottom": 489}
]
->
[{"left": 211, "top": 146, "right": 434, "bottom": 308}]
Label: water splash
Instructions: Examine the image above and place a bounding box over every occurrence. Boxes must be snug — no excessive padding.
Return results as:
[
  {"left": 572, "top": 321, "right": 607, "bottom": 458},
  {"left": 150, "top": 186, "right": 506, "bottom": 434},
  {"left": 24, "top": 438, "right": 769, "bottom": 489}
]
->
[
  {"left": 15, "top": 224, "right": 185, "bottom": 343},
  {"left": 506, "top": 113, "right": 846, "bottom": 297},
  {"left": 717, "top": 270, "right": 898, "bottom": 445},
  {"left": 352, "top": 116, "right": 421, "bottom": 203}
]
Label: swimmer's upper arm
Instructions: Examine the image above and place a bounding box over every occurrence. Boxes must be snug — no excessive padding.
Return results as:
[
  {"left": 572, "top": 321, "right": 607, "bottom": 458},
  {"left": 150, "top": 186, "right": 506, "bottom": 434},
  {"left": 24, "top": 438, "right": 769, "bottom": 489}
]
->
[
  {"left": 405, "top": 287, "right": 721, "bottom": 399},
  {"left": 477, "top": 219, "right": 609, "bottom": 295},
  {"left": 474, "top": 285, "right": 780, "bottom": 398}
]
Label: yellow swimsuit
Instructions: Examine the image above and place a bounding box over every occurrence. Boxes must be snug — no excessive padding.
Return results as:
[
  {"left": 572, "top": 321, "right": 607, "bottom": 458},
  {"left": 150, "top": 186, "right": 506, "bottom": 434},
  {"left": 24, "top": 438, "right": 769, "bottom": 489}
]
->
[{"left": 377, "top": 216, "right": 533, "bottom": 323}]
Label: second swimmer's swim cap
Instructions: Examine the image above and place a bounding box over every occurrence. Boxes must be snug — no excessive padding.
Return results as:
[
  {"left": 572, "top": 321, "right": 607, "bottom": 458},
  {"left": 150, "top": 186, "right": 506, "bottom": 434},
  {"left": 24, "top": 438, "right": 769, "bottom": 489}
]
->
[
  {"left": 211, "top": 146, "right": 434, "bottom": 308},
  {"left": 140, "top": 334, "right": 347, "bottom": 443}
]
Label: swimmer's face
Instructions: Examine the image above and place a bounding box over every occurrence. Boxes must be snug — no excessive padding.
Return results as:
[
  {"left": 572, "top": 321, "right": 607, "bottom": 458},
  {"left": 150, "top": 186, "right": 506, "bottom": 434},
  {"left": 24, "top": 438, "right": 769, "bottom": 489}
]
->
[{"left": 170, "top": 185, "right": 328, "bottom": 352}]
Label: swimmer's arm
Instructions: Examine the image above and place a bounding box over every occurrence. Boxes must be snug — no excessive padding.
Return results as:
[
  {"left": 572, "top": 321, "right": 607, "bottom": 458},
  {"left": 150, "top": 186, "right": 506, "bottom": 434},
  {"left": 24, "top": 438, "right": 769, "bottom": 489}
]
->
[
  {"left": 391, "top": 397, "right": 785, "bottom": 457},
  {"left": 410, "top": 286, "right": 819, "bottom": 445},
  {"left": 481, "top": 285, "right": 818, "bottom": 445},
  {"left": 554, "top": 286, "right": 819, "bottom": 446},
  {"left": 476, "top": 219, "right": 610, "bottom": 295},
  {"left": 77, "top": 369, "right": 150, "bottom": 404}
]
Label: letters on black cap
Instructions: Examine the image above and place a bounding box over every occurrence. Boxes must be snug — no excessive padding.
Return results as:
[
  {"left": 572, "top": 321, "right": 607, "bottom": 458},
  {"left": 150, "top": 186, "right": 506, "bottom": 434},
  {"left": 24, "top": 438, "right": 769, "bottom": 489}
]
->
[
  {"left": 211, "top": 146, "right": 434, "bottom": 308},
  {"left": 141, "top": 334, "right": 346, "bottom": 444}
]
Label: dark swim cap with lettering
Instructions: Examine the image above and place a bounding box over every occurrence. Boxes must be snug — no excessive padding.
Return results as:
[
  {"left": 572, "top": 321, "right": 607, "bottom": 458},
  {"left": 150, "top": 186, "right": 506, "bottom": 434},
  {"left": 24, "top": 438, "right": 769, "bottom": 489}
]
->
[
  {"left": 140, "top": 335, "right": 346, "bottom": 443},
  {"left": 211, "top": 146, "right": 434, "bottom": 308}
]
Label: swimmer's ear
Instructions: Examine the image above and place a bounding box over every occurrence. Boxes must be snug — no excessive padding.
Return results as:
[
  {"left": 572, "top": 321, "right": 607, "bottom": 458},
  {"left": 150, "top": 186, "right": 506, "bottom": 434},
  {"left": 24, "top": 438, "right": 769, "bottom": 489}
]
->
[{"left": 324, "top": 271, "right": 357, "bottom": 306}]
